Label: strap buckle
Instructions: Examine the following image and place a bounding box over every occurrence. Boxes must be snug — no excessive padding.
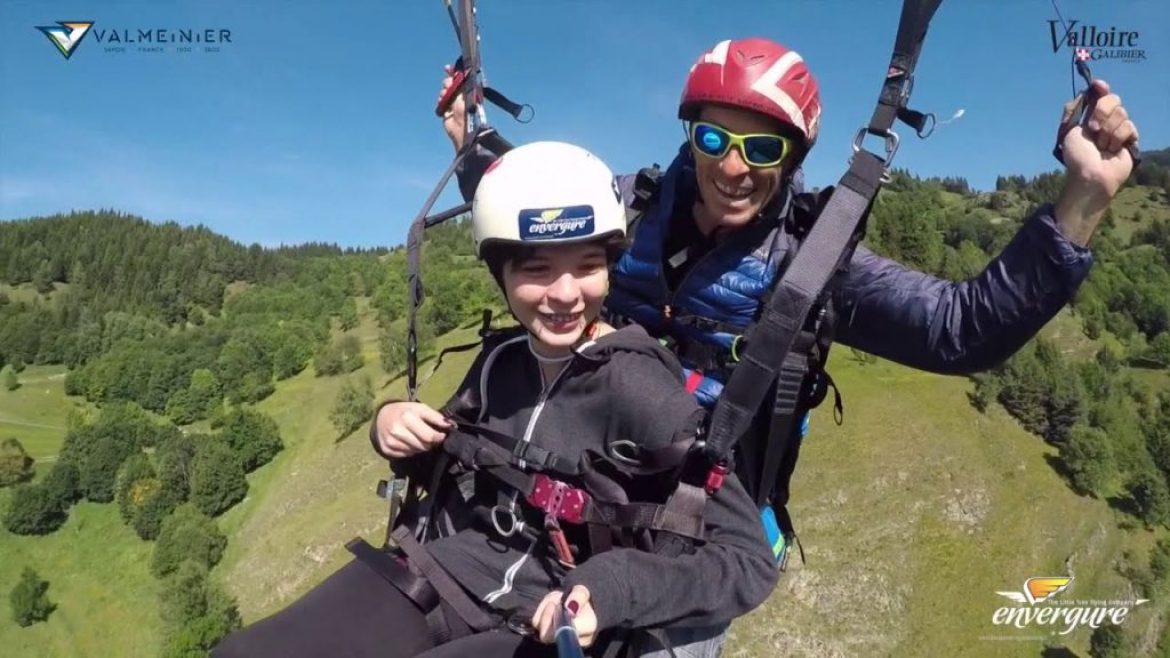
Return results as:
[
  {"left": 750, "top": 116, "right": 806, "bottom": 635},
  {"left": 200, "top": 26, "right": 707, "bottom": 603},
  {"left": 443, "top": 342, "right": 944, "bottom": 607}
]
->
[
  {"left": 527, "top": 474, "right": 589, "bottom": 525},
  {"left": 704, "top": 462, "right": 730, "bottom": 496}
]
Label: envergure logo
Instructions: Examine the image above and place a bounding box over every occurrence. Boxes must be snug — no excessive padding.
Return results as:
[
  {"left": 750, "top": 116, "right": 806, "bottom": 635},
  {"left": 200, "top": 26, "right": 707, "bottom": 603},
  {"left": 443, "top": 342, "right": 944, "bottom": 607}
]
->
[{"left": 991, "top": 577, "right": 1148, "bottom": 635}]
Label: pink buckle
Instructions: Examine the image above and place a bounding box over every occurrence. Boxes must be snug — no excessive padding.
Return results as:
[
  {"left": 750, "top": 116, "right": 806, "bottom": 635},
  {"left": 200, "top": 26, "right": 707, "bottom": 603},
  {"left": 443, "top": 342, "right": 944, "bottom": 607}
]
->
[
  {"left": 704, "top": 463, "right": 729, "bottom": 495},
  {"left": 527, "top": 474, "right": 589, "bottom": 525}
]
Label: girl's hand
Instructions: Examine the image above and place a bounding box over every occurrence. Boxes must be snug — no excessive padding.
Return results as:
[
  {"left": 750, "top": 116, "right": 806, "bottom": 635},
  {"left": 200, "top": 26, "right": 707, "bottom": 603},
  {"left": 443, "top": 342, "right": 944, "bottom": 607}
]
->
[
  {"left": 532, "top": 586, "right": 597, "bottom": 648},
  {"left": 372, "top": 402, "right": 452, "bottom": 459}
]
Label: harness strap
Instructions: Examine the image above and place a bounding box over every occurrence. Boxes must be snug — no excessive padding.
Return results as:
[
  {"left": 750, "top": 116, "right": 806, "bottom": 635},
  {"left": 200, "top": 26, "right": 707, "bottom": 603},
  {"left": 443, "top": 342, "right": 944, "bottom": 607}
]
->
[
  {"left": 346, "top": 538, "right": 439, "bottom": 611},
  {"left": 658, "top": 482, "right": 708, "bottom": 540},
  {"left": 391, "top": 525, "right": 500, "bottom": 632},
  {"left": 581, "top": 494, "right": 705, "bottom": 542},
  {"left": 703, "top": 154, "right": 882, "bottom": 465},
  {"left": 435, "top": 423, "right": 706, "bottom": 557},
  {"left": 703, "top": 0, "right": 944, "bottom": 497},
  {"left": 450, "top": 422, "right": 581, "bottom": 475},
  {"left": 453, "top": 445, "right": 706, "bottom": 544},
  {"left": 677, "top": 340, "right": 734, "bottom": 376},
  {"left": 755, "top": 351, "right": 809, "bottom": 507},
  {"left": 345, "top": 538, "right": 451, "bottom": 644},
  {"left": 868, "top": 0, "right": 945, "bottom": 136},
  {"left": 671, "top": 313, "right": 743, "bottom": 336}
]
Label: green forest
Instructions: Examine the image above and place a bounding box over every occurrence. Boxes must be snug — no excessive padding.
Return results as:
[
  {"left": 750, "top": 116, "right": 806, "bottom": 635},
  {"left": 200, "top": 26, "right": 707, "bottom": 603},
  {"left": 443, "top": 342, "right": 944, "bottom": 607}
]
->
[{"left": 1, "top": 148, "right": 1170, "bottom": 657}]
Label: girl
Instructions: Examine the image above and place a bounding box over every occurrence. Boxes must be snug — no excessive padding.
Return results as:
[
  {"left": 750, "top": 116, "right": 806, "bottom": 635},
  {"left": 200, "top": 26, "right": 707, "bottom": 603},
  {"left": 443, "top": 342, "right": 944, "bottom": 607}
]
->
[{"left": 213, "top": 142, "right": 775, "bottom": 658}]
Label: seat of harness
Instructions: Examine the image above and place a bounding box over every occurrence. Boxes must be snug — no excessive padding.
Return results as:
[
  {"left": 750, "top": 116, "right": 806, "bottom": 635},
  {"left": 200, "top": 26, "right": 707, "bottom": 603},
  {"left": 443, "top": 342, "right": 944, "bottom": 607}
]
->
[{"left": 432, "top": 422, "right": 714, "bottom": 567}]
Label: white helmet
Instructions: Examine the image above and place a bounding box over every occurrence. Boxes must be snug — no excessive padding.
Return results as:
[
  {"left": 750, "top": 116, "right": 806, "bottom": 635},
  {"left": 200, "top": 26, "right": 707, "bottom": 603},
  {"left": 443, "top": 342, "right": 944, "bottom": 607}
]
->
[{"left": 472, "top": 141, "right": 626, "bottom": 257}]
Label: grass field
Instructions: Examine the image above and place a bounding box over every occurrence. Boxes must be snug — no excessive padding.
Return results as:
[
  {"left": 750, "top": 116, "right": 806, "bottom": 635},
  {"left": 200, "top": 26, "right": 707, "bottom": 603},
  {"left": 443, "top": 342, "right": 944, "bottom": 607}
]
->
[
  {"left": 0, "top": 499, "right": 163, "bottom": 658},
  {"left": 211, "top": 300, "right": 1167, "bottom": 656},
  {"left": 0, "top": 364, "right": 74, "bottom": 466},
  {"left": 725, "top": 352, "right": 1159, "bottom": 657},
  {"left": 5, "top": 307, "right": 1162, "bottom": 657},
  {"left": 0, "top": 364, "right": 152, "bottom": 658},
  {"left": 0, "top": 282, "right": 72, "bottom": 307},
  {"left": 215, "top": 307, "right": 486, "bottom": 620},
  {"left": 1109, "top": 185, "right": 1170, "bottom": 244}
]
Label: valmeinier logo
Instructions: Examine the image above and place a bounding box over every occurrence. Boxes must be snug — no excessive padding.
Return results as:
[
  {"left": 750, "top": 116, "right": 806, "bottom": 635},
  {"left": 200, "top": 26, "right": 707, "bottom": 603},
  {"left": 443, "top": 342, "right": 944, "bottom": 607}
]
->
[
  {"left": 35, "top": 21, "right": 94, "bottom": 59},
  {"left": 518, "top": 206, "right": 595, "bottom": 241},
  {"left": 36, "top": 20, "right": 233, "bottom": 58},
  {"left": 1048, "top": 20, "right": 1147, "bottom": 62}
]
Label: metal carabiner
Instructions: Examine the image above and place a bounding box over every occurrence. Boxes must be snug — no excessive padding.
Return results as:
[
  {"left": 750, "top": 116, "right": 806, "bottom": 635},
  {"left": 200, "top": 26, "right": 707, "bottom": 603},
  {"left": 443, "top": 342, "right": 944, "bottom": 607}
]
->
[{"left": 851, "top": 127, "right": 901, "bottom": 184}]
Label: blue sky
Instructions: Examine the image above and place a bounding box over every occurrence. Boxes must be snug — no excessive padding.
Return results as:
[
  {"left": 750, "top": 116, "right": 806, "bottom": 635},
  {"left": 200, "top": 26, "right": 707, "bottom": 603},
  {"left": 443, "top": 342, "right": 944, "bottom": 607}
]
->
[{"left": 1, "top": 0, "right": 1167, "bottom": 249}]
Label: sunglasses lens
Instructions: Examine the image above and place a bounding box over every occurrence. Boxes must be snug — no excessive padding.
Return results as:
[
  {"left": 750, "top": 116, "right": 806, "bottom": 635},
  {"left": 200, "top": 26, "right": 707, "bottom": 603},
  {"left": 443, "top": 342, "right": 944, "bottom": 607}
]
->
[
  {"left": 693, "top": 124, "right": 729, "bottom": 157},
  {"left": 744, "top": 136, "right": 786, "bottom": 165}
]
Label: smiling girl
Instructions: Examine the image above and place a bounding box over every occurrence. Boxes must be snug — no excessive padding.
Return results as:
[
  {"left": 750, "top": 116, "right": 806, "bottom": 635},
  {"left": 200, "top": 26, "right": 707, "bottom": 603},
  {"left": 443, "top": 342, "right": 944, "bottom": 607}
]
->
[{"left": 214, "top": 142, "right": 774, "bottom": 658}]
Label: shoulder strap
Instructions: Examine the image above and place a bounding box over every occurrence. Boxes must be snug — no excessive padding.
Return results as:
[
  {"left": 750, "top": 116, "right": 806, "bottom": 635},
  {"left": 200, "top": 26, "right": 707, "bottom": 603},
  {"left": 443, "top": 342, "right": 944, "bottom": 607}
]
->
[
  {"left": 623, "top": 165, "right": 663, "bottom": 231},
  {"left": 703, "top": 0, "right": 945, "bottom": 499}
]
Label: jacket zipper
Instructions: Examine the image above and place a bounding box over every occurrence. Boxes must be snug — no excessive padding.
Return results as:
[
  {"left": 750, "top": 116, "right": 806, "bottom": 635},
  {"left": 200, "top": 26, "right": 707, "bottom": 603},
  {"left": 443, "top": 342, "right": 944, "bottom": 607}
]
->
[
  {"left": 487, "top": 357, "right": 573, "bottom": 602},
  {"left": 666, "top": 222, "right": 771, "bottom": 326},
  {"left": 511, "top": 363, "right": 570, "bottom": 498}
]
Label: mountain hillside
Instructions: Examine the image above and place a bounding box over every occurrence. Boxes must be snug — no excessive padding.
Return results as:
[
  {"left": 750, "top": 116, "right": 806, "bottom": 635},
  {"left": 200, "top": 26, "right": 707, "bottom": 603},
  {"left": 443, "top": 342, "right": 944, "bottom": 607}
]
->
[{"left": 2, "top": 152, "right": 1170, "bottom": 657}]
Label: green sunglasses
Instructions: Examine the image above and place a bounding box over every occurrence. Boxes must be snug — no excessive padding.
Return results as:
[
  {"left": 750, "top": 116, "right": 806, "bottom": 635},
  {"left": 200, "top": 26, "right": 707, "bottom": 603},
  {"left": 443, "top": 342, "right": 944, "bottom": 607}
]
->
[{"left": 687, "top": 121, "right": 795, "bottom": 168}]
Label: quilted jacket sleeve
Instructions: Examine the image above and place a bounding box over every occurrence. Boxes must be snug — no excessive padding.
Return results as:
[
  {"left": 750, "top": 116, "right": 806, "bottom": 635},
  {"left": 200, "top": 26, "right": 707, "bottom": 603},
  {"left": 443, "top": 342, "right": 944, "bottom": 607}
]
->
[{"left": 833, "top": 204, "right": 1093, "bottom": 374}]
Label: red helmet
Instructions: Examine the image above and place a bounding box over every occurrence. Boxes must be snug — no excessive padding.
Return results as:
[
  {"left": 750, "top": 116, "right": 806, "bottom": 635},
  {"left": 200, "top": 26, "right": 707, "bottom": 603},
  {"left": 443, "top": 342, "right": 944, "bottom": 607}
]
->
[{"left": 679, "top": 38, "right": 822, "bottom": 147}]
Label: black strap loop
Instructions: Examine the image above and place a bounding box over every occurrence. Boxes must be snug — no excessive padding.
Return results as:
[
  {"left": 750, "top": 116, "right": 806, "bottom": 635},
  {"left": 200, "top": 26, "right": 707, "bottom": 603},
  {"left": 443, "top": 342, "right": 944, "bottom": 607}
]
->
[
  {"left": 346, "top": 538, "right": 451, "bottom": 644},
  {"left": 391, "top": 526, "right": 500, "bottom": 632}
]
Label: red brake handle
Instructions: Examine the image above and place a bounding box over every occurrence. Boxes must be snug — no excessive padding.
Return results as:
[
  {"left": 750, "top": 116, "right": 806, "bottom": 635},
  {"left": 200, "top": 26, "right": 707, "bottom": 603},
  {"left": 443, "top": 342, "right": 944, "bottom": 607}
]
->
[{"left": 435, "top": 67, "right": 469, "bottom": 117}]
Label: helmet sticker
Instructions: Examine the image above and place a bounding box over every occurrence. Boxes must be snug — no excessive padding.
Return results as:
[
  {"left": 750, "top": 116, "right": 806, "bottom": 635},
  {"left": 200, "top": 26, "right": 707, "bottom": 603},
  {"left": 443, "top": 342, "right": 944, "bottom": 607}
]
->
[
  {"left": 518, "top": 205, "right": 595, "bottom": 241},
  {"left": 749, "top": 51, "right": 808, "bottom": 135}
]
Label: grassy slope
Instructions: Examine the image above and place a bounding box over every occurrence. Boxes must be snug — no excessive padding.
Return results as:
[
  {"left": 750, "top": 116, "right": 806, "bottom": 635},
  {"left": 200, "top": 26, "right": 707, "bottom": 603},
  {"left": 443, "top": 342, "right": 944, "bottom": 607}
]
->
[
  {"left": 9, "top": 322, "right": 1150, "bottom": 658},
  {"left": 0, "top": 362, "right": 158, "bottom": 658},
  {"left": 5, "top": 186, "right": 1170, "bottom": 655},
  {"left": 216, "top": 305, "right": 485, "bottom": 620},
  {"left": 0, "top": 282, "right": 72, "bottom": 307},
  {"left": 1110, "top": 185, "right": 1170, "bottom": 244},
  {"left": 213, "top": 299, "right": 1163, "bottom": 656},
  {"left": 0, "top": 499, "right": 163, "bottom": 658},
  {"left": 724, "top": 352, "right": 1152, "bottom": 657},
  {"left": 0, "top": 365, "right": 73, "bottom": 464}
]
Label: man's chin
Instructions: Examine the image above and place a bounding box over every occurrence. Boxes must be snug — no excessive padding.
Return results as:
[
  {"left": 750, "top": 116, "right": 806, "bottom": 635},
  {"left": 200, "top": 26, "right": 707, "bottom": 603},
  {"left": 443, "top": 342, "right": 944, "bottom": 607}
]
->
[{"left": 714, "top": 207, "right": 759, "bottom": 229}]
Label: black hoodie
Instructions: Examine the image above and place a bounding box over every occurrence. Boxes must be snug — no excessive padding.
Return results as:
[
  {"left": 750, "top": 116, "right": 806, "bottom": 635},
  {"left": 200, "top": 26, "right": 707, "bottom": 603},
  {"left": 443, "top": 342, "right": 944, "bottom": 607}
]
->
[{"left": 386, "top": 324, "right": 777, "bottom": 632}]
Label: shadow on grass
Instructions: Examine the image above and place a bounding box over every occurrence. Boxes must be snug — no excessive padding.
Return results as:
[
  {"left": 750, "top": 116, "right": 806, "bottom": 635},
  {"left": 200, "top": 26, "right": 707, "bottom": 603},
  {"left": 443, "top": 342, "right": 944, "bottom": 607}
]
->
[
  {"left": 1040, "top": 647, "right": 1079, "bottom": 658},
  {"left": 1104, "top": 493, "right": 1141, "bottom": 519},
  {"left": 1042, "top": 454, "right": 1075, "bottom": 484},
  {"left": 1039, "top": 453, "right": 1140, "bottom": 514}
]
